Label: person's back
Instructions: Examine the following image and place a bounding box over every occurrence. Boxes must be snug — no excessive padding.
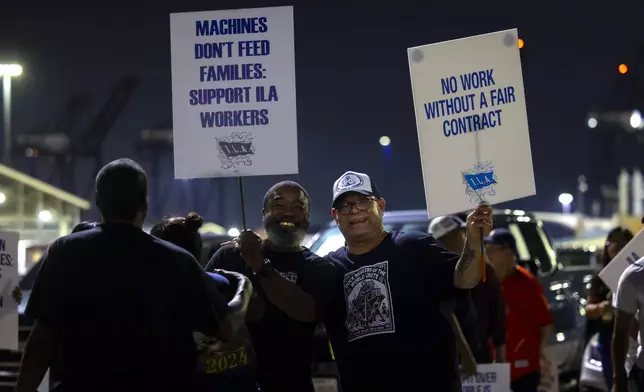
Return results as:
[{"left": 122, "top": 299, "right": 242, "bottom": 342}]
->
[
  {"left": 52, "top": 224, "right": 209, "bottom": 390},
  {"left": 18, "top": 158, "right": 228, "bottom": 392}
]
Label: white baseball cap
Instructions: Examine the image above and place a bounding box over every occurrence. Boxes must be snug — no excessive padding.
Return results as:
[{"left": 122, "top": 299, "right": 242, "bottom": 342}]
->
[
  {"left": 428, "top": 216, "right": 466, "bottom": 239},
  {"left": 332, "top": 171, "right": 381, "bottom": 206}
]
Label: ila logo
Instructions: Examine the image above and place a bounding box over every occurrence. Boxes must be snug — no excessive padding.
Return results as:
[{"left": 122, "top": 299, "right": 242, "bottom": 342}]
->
[
  {"left": 337, "top": 173, "right": 363, "bottom": 191},
  {"left": 216, "top": 132, "right": 255, "bottom": 170},
  {"left": 462, "top": 161, "right": 498, "bottom": 202}
]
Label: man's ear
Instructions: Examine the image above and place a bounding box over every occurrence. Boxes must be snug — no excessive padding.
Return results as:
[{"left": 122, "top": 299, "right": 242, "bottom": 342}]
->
[
  {"left": 332, "top": 209, "right": 339, "bottom": 224},
  {"left": 377, "top": 198, "right": 386, "bottom": 213}
]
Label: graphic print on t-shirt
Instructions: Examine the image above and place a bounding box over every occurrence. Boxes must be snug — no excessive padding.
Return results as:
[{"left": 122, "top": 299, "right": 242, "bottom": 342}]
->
[
  {"left": 277, "top": 271, "right": 298, "bottom": 283},
  {"left": 343, "top": 261, "right": 395, "bottom": 342}
]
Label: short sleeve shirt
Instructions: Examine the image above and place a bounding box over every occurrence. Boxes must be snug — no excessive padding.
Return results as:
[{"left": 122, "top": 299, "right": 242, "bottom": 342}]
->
[
  {"left": 320, "top": 231, "right": 466, "bottom": 392},
  {"left": 26, "top": 223, "right": 227, "bottom": 391}
]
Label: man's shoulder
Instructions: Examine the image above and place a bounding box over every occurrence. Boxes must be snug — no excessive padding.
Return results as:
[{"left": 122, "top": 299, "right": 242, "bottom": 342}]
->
[
  {"left": 510, "top": 266, "right": 543, "bottom": 291},
  {"left": 151, "top": 236, "right": 196, "bottom": 260},
  {"left": 390, "top": 231, "right": 443, "bottom": 252},
  {"left": 621, "top": 260, "right": 644, "bottom": 282},
  {"left": 206, "top": 243, "right": 245, "bottom": 272}
]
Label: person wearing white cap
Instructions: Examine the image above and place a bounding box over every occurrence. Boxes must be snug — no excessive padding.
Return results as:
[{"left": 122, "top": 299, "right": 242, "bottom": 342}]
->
[
  {"left": 429, "top": 216, "right": 507, "bottom": 365},
  {"left": 316, "top": 170, "right": 492, "bottom": 391}
]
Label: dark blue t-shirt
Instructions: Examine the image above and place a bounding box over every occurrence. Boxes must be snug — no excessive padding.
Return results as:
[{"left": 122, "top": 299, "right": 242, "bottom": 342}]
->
[
  {"left": 206, "top": 244, "right": 324, "bottom": 392},
  {"left": 319, "top": 231, "right": 467, "bottom": 392},
  {"left": 26, "top": 223, "right": 228, "bottom": 392}
]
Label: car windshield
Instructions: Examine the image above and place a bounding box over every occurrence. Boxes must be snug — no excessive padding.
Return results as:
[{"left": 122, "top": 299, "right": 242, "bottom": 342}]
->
[{"left": 310, "top": 218, "right": 556, "bottom": 274}]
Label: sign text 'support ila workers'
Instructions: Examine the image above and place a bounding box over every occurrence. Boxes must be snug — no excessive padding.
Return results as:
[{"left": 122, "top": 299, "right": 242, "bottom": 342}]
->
[{"left": 170, "top": 6, "right": 297, "bottom": 179}]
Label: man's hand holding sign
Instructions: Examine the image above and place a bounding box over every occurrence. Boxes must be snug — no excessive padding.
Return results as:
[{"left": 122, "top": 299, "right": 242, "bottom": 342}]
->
[{"left": 456, "top": 203, "right": 493, "bottom": 289}]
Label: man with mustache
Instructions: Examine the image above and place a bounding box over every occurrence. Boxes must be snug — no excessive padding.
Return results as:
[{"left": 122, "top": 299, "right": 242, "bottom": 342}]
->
[
  {"left": 234, "top": 171, "right": 492, "bottom": 392},
  {"left": 205, "top": 181, "right": 327, "bottom": 392}
]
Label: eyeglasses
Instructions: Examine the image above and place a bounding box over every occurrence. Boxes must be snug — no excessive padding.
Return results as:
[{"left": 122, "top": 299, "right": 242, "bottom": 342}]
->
[{"left": 335, "top": 197, "right": 376, "bottom": 215}]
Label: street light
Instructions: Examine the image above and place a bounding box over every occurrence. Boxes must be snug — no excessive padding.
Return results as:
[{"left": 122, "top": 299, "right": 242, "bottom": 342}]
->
[
  {"left": 379, "top": 136, "right": 391, "bottom": 147},
  {"left": 0, "top": 64, "right": 23, "bottom": 166},
  {"left": 558, "top": 193, "right": 574, "bottom": 214},
  {"left": 38, "top": 210, "right": 53, "bottom": 223},
  {"left": 630, "top": 110, "right": 642, "bottom": 129}
]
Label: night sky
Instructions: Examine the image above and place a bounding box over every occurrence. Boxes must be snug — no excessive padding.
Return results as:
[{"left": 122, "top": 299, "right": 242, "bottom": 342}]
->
[{"left": 1, "top": 1, "right": 643, "bottom": 229}]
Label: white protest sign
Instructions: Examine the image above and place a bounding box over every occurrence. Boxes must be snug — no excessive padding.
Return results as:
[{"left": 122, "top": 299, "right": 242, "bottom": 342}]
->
[
  {"left": 170, "top": 6, "right": 298, "bottom": 179},
  {"left": 599, "top": 228, "right": 644, "bottom": 292},
  {"left": 461, "top": 363, "right": 510, "bottom": 392},
  {"left": 408, "top": 29, "right": 536, "bottom": 217},
  {"left": 0, "top": 230, "right": 19, "bottom": 350}
]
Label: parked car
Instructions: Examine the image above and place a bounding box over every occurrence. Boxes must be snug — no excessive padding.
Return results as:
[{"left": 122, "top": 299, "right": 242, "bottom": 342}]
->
[
  {"left": 305, "top": 209, "right": 591, "bottom": 388},
  {"left": 579, "top": 333, "right": 607, "bottom": 392}
]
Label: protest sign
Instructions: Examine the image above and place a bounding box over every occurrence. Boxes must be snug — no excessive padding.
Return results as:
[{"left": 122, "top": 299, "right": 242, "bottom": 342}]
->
[
  {"left": 461, "top": 363, "right": 510, "bottom": 392},
  {"left": 170, "top": 6, "right": 298, "bottom": 179},
  {"left": 0, "top": 230, "right": 19, "bottom": 350},
  {"left": 408, "top": 29, "right": 536, "bottom": 217},
  {"left": 599, "top": 228, "right": 644, "bottom": 292}
]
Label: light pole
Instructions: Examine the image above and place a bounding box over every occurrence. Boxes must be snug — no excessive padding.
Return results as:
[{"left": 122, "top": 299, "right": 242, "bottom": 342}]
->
[
  {"left": 558, "top": 193, "right": 574, "bottom": 214},
  {"left": 0, "top": 64, "right": 23, "bottom": 166}
]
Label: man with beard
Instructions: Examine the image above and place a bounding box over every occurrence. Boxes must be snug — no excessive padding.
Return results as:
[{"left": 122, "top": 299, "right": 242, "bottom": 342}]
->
[
  {"left": 205, "top": 181, "right": 327, "bottom": 392},
  {"left": 234, "top": 172, "right": 492, "bottom": 391}
]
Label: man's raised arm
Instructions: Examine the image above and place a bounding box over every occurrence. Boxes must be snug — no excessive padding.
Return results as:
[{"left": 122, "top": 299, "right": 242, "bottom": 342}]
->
[{"left": 454, "top": 204, "right": 492, "bottom": 289}]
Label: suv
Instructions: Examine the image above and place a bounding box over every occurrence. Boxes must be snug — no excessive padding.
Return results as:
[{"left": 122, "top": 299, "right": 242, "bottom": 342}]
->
[{"left": 306, "top": 209, "right": 588, "bottom": 387}]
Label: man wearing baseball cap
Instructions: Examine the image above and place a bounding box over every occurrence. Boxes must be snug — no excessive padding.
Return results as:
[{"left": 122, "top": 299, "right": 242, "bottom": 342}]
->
[
  {"left": 317, "top": 171, "right": 492, "bottom": 391},
  {"left": 485, "top": 229, "right": 553, "bottom": 392},
  {"left": 429, "top": 216, "right": 507, "bottom": 365}
]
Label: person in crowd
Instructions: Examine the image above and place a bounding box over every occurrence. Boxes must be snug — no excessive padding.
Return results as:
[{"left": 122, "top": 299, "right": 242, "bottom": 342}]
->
[
  {"left": 17, "top": 158, "right": 239, "bottom": 392},
  {"left": 585, "top": 227, "right": 633, "bottom": 389},
  {"left": 612, "top": 218, "right": 644, "bottom": 392},
  {"left": 429, "top": 215, "right": 507, "bottom": 364},
  {"left": 206, "top": 181, "right": 327, "bottom": 392},
  {"left": 234, "top": 171, "right": 491, "bottom": 391},
  {"left": 485, "top": 228, "right": 553, "bottom": 392},
  {"left": 428, "top": 215, "right": 482, "bottom": 375},
  {"left": 150, "top": 212, "right": 256, "bottom": 392}
]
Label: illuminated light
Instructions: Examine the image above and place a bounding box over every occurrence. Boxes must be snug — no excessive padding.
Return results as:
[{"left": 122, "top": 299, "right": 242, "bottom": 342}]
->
[
  {"left": 558, "top": 193, "right": 573, "bottom": 206},
  {"left": 630, "top": 110, "right": 642, "bottom": 129},
  {"left": 0, "top": 192, "right": 5, "bottom": 204},
  {"left": 0, "top": 64, "right": 22, "bottom": 77},
  {"left": 379, "top": 136, "right": 391, "bottom": 147},
  {"left": 227, "top": 227, "right": 240, "bottom": 237},
  {"left": 587, "top": 118, "right": 598, "bottom": 128},
  {"left": 38, "top": 210, "right": 53, "bottom": 222},
  {"left": 518, "top": 39, "right": 524, "bottom": 49},
  {"left": 618, "top": 64, "right": 628, "bottom": 74}
]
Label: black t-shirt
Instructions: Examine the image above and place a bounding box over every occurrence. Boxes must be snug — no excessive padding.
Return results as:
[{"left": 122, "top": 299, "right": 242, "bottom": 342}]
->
[
  {"left": 196, "top": 272, "right": 257, "bottom": 383},
  {"left": 26, "top": 223, "right": 228, "bottom": 392},
  {"left": 206, "top": 244, "right": 323, "bottom": 392},
  {"left": 318, "top": 231, "right": 466, "bottom": 392}
]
